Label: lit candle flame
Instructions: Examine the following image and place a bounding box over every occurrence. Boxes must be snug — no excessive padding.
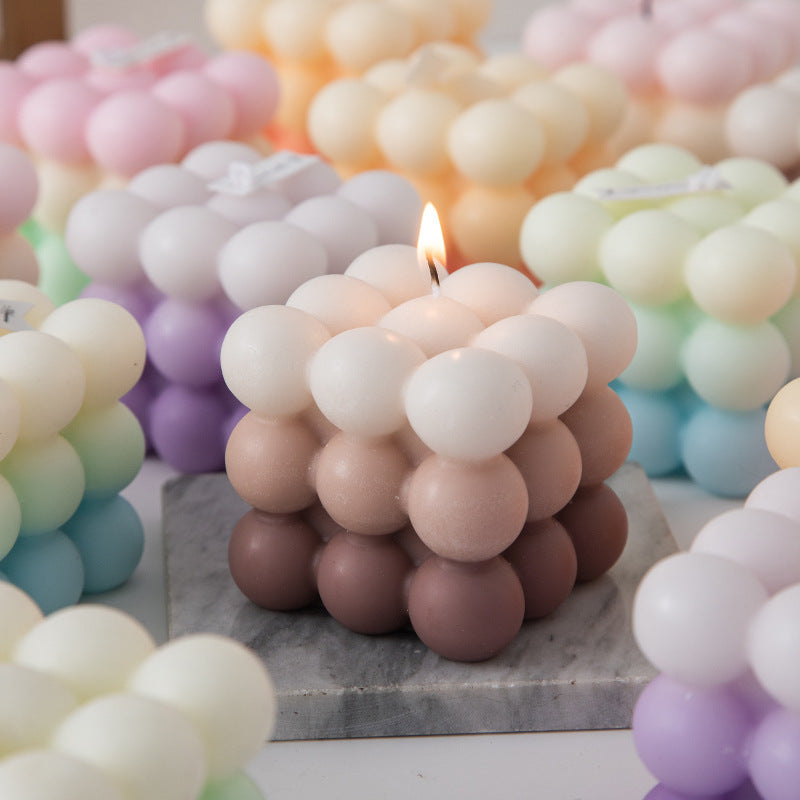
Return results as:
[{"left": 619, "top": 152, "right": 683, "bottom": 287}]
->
[{"left": 417, "top": 202, "right": 446, "bottom": 295}]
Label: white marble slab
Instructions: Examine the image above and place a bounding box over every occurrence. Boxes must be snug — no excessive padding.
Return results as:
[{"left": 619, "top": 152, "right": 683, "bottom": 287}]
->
[{"left": 163, "top": 462, "right": 676, "bottom": 741}]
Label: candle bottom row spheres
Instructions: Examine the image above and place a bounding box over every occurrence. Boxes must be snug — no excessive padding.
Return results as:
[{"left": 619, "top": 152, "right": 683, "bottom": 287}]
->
[{"left": 221, "top": 255, "right": 638, "bottom": 660}]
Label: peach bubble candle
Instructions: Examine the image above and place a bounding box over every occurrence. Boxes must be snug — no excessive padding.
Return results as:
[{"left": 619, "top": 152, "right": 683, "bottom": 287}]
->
[
  {"left": 523, "top": 0, "right": 800, "bottom": 164},
  {"left": 520, "top": 142, "right": 800, "bottom": 497},
  {"left": 220, "top": 203, "right": 637, "bottom": 661},
  {"left": 0, "top": 283, "right": 146, "bottom": 613},
  {"left": 0, "top": 582, "right": 275, "bottom": 800},
  {"left": 65, "top": 141, "right": 423, "bottom": 473},
  {"left": 204, "top": 0, "right": 492, "bottom": 150},
  {"left": 306, "top": 42, "right": 627, "bottom": 271}
]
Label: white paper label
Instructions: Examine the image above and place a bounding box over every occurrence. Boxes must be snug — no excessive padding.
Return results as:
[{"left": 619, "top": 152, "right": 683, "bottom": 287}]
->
[
  {"left": 90, "top": 31, "right": 193, "bottom": 69},
  {"left": 0, "top": 300, "right": 34, "bottom": 332},
  {"left": 208, "top": 152, "right": 321, "bottom": 196},
  {"left": 593, "top": 166, "right": 732, "bottom": 201}
]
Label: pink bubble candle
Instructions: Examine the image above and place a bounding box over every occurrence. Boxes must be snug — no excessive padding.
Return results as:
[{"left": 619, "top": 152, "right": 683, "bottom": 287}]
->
[
  {"left": 632, "top": 460, "right": 800, "bottom": 800},
  {"left": 204, "top": 0, "right": 492, "bottom": 151},
  {"left": 219, "top": 204, "right": 637, "bottom": 661},
  {"left": 0, "top": 24, "right": 280, "bottom": 237},
  {"left": 0, "top": 282, "right": 146, "bottom": 614},
  {"left": 523, "top": 0, "right": 800, "bottom": 164},
  {"left": 64, "top": 141, "right": 424, "bottom": 473},
  {"left": 520, "top": 142, "right": 800, "bottom": 497},
  {"left": 307, "top": 42, "right": 627, "bottom": 271},
  {"left": 0, "top": 582, "right": 275, "bottom": 800},
  {"left": 0, "top": 143, "right": 39, "bottom": 286}
]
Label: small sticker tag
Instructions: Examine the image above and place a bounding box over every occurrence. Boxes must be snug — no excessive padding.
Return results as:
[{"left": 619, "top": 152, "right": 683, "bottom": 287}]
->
[
  {"left": 208, "top": 152, "right": 321, "bottom": 196},
  {"left": 594, "top": 166, "right": 732, "bottom": 201},
  {"left": 0, "top": 300, "right": 34, "bottom": 332},
  {"left": 90, "top": 31, "right": 193, "bottom": 70}
]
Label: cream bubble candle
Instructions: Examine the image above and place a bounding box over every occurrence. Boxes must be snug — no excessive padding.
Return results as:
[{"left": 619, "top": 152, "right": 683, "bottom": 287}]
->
[
  {"left": 64, "top": 141, "right": 423, "bottom": 473},
  {"left": 305, "top": 43, "right": 627, "bottom": 271},
  {"left": 1, "top": 25, "right": 281, "bottom": 305},
  {"left": 0, "top": 282, "right": 146, "bottom": 612},
  {"left": 219, "top": 205, "right": 636, "bottom": 661},
  {"left": 0, "top": 582, "right": 275, "bottom": 800},
  {"left": 523, "top": 0, "right": 800, "bottom": 165},
  {"left": 203, "top": 0, "right": 491, "bottom": 152},
  {"left": 519, "top": 142, "right": 800, "bottom": 497},
  {"left": 632, "top": 458, "right": 800, "bottom": 799}
]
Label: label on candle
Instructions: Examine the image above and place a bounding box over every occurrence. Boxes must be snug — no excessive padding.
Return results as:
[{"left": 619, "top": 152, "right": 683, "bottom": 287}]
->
[
  {"left": 90, "top": 31, "right": 193, "bottom": 69},
  {"left": 0, "top": 300, "right": 34, "bottom": 332},
  {"left": 594, "top": 166, "right": 732, "bottom": 201},
  {"left": 208, "top": 152, "right": 321, "bottom": 196}
]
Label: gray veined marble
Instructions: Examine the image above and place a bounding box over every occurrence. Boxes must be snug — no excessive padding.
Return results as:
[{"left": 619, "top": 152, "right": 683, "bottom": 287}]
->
[{"left": 163, "top": 461, "right": 677, "bottom": 741}]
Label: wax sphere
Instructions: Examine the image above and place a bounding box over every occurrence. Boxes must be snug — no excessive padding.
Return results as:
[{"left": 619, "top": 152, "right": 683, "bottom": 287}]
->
[
  {"left": 139, "top": 206, "right": 237, "bottom": 301},
  {"left": 522, "top": 5, "right": 596, "bottom": 70},
  {"left": 658, "top": 29, "right": 753, "bottom": 104},
  {"left": 0, "top": 581, "right": 42, "bottom": 659},
  {"left": 17, "top": 42, "right": 88, "bottom": 79},
  {"left": 716, "top": 157, "right": 788, "bottom": 210},
  {"left": 683, "top": 319, "right": 790, "bottom": 411},
  {"left": 599, "top": 209, "right": 699, "bottom": 305},
  {"left": 633, "top": 552, "right": 767, "bottom": 686},
  {"left": 271, "top": 159, "right": 343, "bottom": 205},
  {"left": 520, "top": 193, "right": 612, "bottom": 284},
  {"left": 338, "top": 171, "right": 422, "bottom": 245},
  {"left": 478, "top": 54, "right": 547, "bottom": 91},
  {"left": 619, "top": 304, "right": 685, "bottom": 391},
  {"left": 285, "top": 195, "right": 379, "bottom": 274},
  {"left": 308, "top": 80, "right": 385, "bottom": 168},
  {"left": 260, "top": 0, "right": 328, "bottom": 60},
  {"left": 222, "top": 305, "right": 329, "bottom": 418},
  {"left": 287, "top": 274, "right": 391, "bottom": 335},
  {"left": 511, "top": 82, "right": 588, "bottom": 164},
  {"left": 219, "top": 220, "right": 329, "bottom": 310},
  {"left": 65, "top": 190, "right": 158, "bottom": 285},
  {"left": 204, "top": 52, "right": 280, "bottom": 136},
  {"left": 0, "top": 663, "right": 79, "bottom": 754},
  {"left": 746, "top": 466, "right": 800, "bottom": 520},
  {"left": 325, "top": 2, "right": 415, "bottom": 72},
  {"left": 745, "top": 199, "right": 800, "bottom": 267},
  {"left": 52, "top": 694, "right": 206, "bottom": 800},
  {"left": 207, "top": 187, "right": 291, "bottom": 227},
  {"left": 204, "top": 0, "right": 265, "bottom": 49},
  {"left": 310, "top": 327, "right": 425, "bottom": 437},
  {"left": 71, "top": 23, "right": 140, "bottom": 53},
  {"left": 447, "top": 99, "right": 545, "bottom": 186},
  {"left": 181, "top": 140, "right": 260, "bottom": 182},
  {"left": 665, "top": 193, "right": 745, "bottom": 235},
  {"left": 0, "top": 144, "right": 37, "bottom": 233},
  {"left": 0, "top": 475, "right": 21, "bottom": 560},
  {"left": 691, "top": 508, "right": 800, "bottom": 595},
  {"left": 685, "top": 226, "right": 795, "bottom": 324},
  {"left": 19, "top": 79, "right": 100, "bottom": 163},
  {"left": 473, "top": 315, "right": 588, "bottom": 421},
  {"left": 13, "top": 605, "right": 155, "bottom": 701},
  {"left": 128, "top": 164, "right": 210, "bottom": 209},
  {"left": 376, "top": 90, "right": 461, "bottom": 177},
  {"left": 617, "top": 142, "right": 703, "bottom": 183},
  {"left": 0, "top": 66, "right": 35, "bottom": 146},
  {"left": 129, "top": 634, "right": 276, "bottom": 776},
  {"left": 0, "top": 377, "right": 20, "bottom": 461},
  {"left": 0, "top": 751, "right": 124, "bottom": 800},
  {"left": 404, "top": 347, "right": 532, "bottom": 460},
  {"left": 766, "top": 378, "right": 800, "bottom": 468},
  {"left": 86, "top": 91, "right": 185, "bottom": 177},
  {"left": 40, "top": 298, "right": 145, "bottom": 407},
  {"left": 344, "top": 244, "right": 429, "bottom": 306},
  {"left": 0, "top": 332, "right": 85, "bottom": 440},
  {"left": 529, "top": 281, "right": 637, "bottom": 390}
]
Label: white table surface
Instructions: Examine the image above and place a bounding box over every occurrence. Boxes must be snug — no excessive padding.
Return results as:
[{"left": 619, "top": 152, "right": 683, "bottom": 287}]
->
[{"left": 63, "top": 1, "right": 749, "bottom": 795}]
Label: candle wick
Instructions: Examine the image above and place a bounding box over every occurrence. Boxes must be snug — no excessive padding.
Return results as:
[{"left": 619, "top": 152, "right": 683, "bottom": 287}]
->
[{"left": 426, "top": 252, "right": 441, "bottom": 295}]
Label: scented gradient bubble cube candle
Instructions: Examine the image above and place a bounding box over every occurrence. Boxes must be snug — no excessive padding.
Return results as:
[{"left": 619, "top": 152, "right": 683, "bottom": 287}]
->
[
  {"left": 219, "top": 209, "right": 637, "bottom": 662},
  {"left": 306, "top": 42, "right": 627, "bottom": 270},
  {"left": 204, "top": 0, "right": 491, "bottom": 151},
  {"left": 0, "top": 581, "right": 275, "bottom": 800},
  {"left": 0, "top": 282, "right": 146, "bottom": 613},
  {"left": 523, "top": 0, "right": 800, "bottom": 164},
  {"left": 64, "top": 141, "right": 423, "bottom": 473},
  {"left": 519, "top": 142, "right": 800, "bottom": 498},
  {"left": 0, "top": 23, "right": 280, "bottom": 303},
  {"left": 631, "top": 398, "right": 800, "bottom": 799}
]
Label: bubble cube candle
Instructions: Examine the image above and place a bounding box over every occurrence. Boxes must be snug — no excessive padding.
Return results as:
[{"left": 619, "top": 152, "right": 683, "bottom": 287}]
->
[
  {"left": 523, "top": 0, "right": 800, "bottom": 164},
  {"left": 0, "top": 23, "right": 279, "bottom": 241},
  {"left": 0, "top": 143, "right": 39, "bottom": 287},
  {"left": 220, "top": 233, "right": 637, "bottom": 661},
  {"left": 0, "top": 282, "right": 146, "bottom": 613},
  {"left": 519, "top": 142, "right": 800, "bottom": 497},
  {"left": 306, "top": 42, "right": 627, "bottom": 271},
  {"left": 204, "top": 0, "right": 491, "bottom": 151},
  {"left": 64, "top": 141, "right": 423, "bottom": 473},
  {"left": 632, "top": 454, "right": 800, "bottom": 800},
  {"left": 0, "top": 581, "right": 275, "bottom": 800}
]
